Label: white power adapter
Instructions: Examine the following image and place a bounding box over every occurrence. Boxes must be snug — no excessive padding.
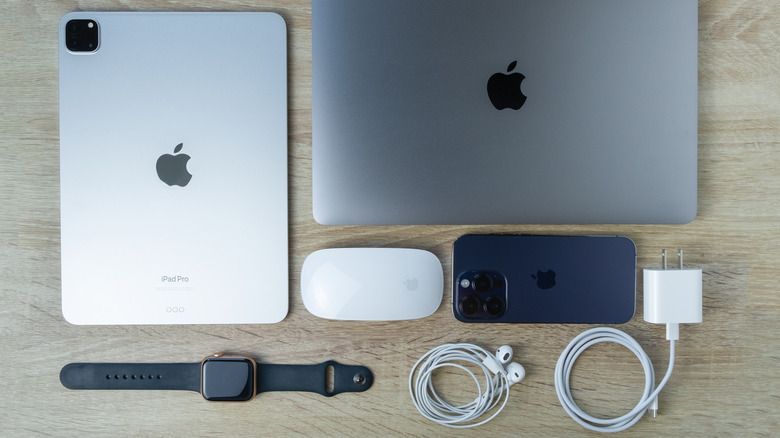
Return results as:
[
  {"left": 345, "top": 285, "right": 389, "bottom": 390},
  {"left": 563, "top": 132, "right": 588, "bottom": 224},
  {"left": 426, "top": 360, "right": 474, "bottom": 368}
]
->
[
  {"left": 555, "top": 249, "right": 703, "bottom": 433},
  {"left": 644, "top": 249, "right": 703, "bottom": 340}
]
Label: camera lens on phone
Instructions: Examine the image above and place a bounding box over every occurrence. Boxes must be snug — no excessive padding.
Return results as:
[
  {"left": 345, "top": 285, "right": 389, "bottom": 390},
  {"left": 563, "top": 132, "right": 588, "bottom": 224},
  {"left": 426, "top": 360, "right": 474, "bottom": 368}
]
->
[
  {"left": 473, "top": 274, "right": 493, "bottom": 293},
  {"left": 485, "top": 297, "right": 505, "bottom": 316},
  {"left": 460, "top": 296, "right": 480, "bottom": 316}
]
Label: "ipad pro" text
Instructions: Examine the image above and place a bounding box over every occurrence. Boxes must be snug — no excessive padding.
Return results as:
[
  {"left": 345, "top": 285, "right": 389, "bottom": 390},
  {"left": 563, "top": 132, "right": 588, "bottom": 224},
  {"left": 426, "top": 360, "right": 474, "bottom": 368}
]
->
[{"left": 161, "top": 275, "right": 189, "bottom": 283}]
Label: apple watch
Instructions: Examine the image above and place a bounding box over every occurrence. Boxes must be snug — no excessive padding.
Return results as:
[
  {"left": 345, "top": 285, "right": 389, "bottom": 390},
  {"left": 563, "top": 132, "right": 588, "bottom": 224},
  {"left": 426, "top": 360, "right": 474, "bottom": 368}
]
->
[{"left": 60, "top": 354, "right": 373, "bottom": 401}]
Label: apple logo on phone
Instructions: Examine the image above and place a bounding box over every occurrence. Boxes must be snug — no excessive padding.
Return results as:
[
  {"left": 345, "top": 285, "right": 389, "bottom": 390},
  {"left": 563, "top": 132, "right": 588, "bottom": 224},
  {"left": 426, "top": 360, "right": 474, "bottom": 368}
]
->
[
  {"left": 487, "top": 60, "right": 527, "bottom": 110},
  {"left": 404, "top": 278, "right": 419, "bottom": 291},
  {"left": 532, "top": 269, "right": 556, "bottom": 290},
  {"left": 156, "top": 143, "right": 192, "bottom": 187}
]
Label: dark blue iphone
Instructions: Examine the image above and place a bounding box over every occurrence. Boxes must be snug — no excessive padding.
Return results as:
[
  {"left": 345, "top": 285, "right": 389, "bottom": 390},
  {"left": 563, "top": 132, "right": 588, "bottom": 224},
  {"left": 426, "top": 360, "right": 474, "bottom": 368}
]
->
[{"left": 452, "top": 234, "right": 636, "bottom": 323}]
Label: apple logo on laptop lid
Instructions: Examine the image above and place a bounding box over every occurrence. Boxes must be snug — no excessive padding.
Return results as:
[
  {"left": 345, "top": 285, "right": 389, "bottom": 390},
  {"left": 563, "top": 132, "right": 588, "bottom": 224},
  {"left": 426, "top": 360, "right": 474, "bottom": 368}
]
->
[{"left": 487, "top": 60, "right": 527, "bottom": 110}]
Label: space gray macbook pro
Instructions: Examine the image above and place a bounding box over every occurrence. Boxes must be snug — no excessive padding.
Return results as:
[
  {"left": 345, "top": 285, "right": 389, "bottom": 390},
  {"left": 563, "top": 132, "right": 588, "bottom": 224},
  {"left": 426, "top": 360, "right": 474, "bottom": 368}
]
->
[
  {"left": 312, "top": 0, "right": 698, "bottom": 225},
  {"left": 59, "top": 12, "right": 288, "bottom": 324}
]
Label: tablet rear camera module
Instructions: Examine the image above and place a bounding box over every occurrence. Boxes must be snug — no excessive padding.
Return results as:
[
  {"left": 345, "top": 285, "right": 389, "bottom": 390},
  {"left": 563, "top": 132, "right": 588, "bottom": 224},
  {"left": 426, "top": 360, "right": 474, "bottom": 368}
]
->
[{"left": 66, "top": 19, "right": 99, "bottom": 52}]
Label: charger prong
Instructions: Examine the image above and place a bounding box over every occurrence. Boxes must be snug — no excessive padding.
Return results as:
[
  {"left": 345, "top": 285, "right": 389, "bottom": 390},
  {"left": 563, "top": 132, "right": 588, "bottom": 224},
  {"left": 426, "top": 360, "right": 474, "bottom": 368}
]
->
[
  {"left": 678, "top": 249, "right": 684, "bottom": 269},
  {"left": 662, "top": 249, "right": 667, "bottom": 270}
]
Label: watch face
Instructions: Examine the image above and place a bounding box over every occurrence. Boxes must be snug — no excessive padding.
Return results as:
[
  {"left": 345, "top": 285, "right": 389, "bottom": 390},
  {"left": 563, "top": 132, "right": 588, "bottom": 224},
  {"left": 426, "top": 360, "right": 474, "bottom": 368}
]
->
[{"left": 201, "top": 357, "right": 255, "bottom": 401}]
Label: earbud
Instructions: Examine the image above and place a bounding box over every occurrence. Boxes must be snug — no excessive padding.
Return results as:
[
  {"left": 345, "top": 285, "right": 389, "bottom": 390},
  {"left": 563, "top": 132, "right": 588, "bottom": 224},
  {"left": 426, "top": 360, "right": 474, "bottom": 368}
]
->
[
  {"left": 482, "top": 345, "right": 524, "bottom": 385},
  {"left": 505, "top": 362, "right": 526, "bottom": 386},
  {"left": 482, "top": 345, "right": 513, "bottom": 374},
  {"left": 482, "top": 352, "right": 505, "bottom": 375},
  {"left": 482, "top": 345, "right": 525, "bottom": 387},
  {"left": 495, "top": 345, "right": 513, "bottom": 365}
]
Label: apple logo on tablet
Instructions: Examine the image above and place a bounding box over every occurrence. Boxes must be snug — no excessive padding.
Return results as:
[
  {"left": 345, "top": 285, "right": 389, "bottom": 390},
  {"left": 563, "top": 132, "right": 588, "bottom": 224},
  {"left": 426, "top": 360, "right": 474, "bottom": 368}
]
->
[
  {"left": 487, "top": 60, "right": 527, "bottom": 110},
  {"left": 156, "top": 143, "right": 192, "bottom": 187}
]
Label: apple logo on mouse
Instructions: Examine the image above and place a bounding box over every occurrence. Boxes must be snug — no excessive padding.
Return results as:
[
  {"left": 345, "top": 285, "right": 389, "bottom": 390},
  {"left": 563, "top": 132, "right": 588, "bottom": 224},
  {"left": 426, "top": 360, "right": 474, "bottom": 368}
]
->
[
  {"left": 156, "top": 143, "right": 192, "bottom": 187},
  {"left": 487, "top": 60, "right": 527, "bottom": 110},
  {"left": 532, "top": 269, "right": 556, "bottom": 290},
  {"left": 404, "top": 278, "right": 419, "bottom": 291}
]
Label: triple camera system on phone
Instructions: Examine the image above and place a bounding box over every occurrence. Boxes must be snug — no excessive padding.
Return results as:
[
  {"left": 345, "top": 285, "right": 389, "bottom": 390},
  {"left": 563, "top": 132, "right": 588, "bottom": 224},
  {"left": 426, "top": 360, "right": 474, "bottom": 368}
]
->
[{"left": 456, "top": 271, "right": 508, "bottom": 319}]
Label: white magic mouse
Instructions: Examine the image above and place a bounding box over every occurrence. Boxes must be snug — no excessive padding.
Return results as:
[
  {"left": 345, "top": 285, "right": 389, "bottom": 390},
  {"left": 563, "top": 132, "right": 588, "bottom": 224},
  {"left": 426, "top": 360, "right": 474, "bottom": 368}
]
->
[{"left": 301, "top": 248, "right": 443, "bottom": 321}]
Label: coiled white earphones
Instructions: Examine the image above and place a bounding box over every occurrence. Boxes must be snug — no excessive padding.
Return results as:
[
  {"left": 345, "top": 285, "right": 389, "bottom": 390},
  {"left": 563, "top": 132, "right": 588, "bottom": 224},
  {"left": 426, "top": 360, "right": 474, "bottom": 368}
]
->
[{"left": 409, "top": 343, "right": 525, "bottom": 428}]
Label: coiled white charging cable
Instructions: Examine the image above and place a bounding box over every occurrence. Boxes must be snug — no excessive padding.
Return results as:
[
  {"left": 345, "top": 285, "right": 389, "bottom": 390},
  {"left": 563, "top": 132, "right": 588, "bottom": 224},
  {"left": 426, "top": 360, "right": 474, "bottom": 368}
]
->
[
  {"left": 409, "top": 343, "right": 524, "bottom": 428},
  {"left": 554, "top": 327, "right": 676, "bottom": 433}
]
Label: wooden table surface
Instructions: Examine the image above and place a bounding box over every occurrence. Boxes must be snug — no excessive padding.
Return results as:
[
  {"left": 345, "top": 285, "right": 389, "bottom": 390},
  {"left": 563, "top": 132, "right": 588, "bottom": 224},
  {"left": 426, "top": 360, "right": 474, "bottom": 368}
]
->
[{"left": 1, "top": 1, "right": 778, "bottom": 436}]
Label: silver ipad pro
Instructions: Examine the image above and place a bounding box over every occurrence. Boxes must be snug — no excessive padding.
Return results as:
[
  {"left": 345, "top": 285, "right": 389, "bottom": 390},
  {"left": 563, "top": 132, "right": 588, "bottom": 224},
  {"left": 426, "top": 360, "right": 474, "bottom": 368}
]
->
[
  {"left": 59, "top": 12, "right": 288, "bottom": 324},
  {"left": 313, "top": 0, "right": 698, "bottom": 224}
]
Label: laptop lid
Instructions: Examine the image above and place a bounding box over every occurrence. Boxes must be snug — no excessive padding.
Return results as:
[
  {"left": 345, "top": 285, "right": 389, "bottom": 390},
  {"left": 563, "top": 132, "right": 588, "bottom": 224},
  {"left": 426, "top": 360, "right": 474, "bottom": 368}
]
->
[
  {"left": 312, "top": 0, "right": 697, "bottom": 225},
  {"left": 59, "top": 12, "right": 288, "bottom": 324}
]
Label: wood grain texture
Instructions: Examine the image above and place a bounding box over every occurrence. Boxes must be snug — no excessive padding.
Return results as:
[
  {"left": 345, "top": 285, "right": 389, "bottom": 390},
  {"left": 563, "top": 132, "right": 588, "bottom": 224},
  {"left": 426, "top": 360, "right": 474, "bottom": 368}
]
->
[{"left": 1, "top": 0, "right": 778, "bottom": 436}]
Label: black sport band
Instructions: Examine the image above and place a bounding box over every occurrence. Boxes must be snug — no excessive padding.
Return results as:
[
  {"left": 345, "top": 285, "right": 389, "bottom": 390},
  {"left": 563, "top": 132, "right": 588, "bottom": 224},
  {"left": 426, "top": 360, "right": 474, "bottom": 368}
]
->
[
  {"left": 258, "top": 361, "right": 373, "bottom": 396},
  {"left": 60, "top": 362, "right": 201, "bottom": 391},
  {"left": 60, "top": 360, "right": 373, "bottom": 397}
]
